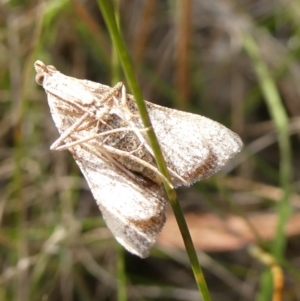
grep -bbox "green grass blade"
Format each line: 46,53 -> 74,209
243,33 -> 292,298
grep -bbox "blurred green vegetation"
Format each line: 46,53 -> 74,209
1,0 -> 300,300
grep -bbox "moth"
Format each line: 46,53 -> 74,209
34,60 -> 243,258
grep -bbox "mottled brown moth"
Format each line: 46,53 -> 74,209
34,60 -> 243,258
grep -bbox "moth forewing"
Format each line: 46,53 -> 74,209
35,60 -> 167,258
34,60 -> 243,257
146,104 -> 243,186
70,142 -> 166,258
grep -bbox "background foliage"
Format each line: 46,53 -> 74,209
1,0 -> 300,300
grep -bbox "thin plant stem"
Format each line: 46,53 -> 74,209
243,33 -> 292,260
243,33 -> 292,299
111,1 -> 127,301
97,1 -> 212,300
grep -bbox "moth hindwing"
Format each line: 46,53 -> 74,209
34,60 -> 243,257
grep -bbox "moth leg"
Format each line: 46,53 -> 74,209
129,132 -> 188,185
128,140 -> 146,155
96,146 -> 152,185
101,144 -> 173,188
118,85 -> 140,118
115,86 -> 189,186
96,84 -> 187,186
54,127 -> 148,151
167,169 -> 188,186
98,82 -> 123,104
110,85 -> 154,158
93,83 -> 125,126
95,117 -> 114,132
123,86 -> 155,151
120,87 -> 189,185
50,112 -> 90,150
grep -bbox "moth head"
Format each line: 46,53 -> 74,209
34,60 -> 57,85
